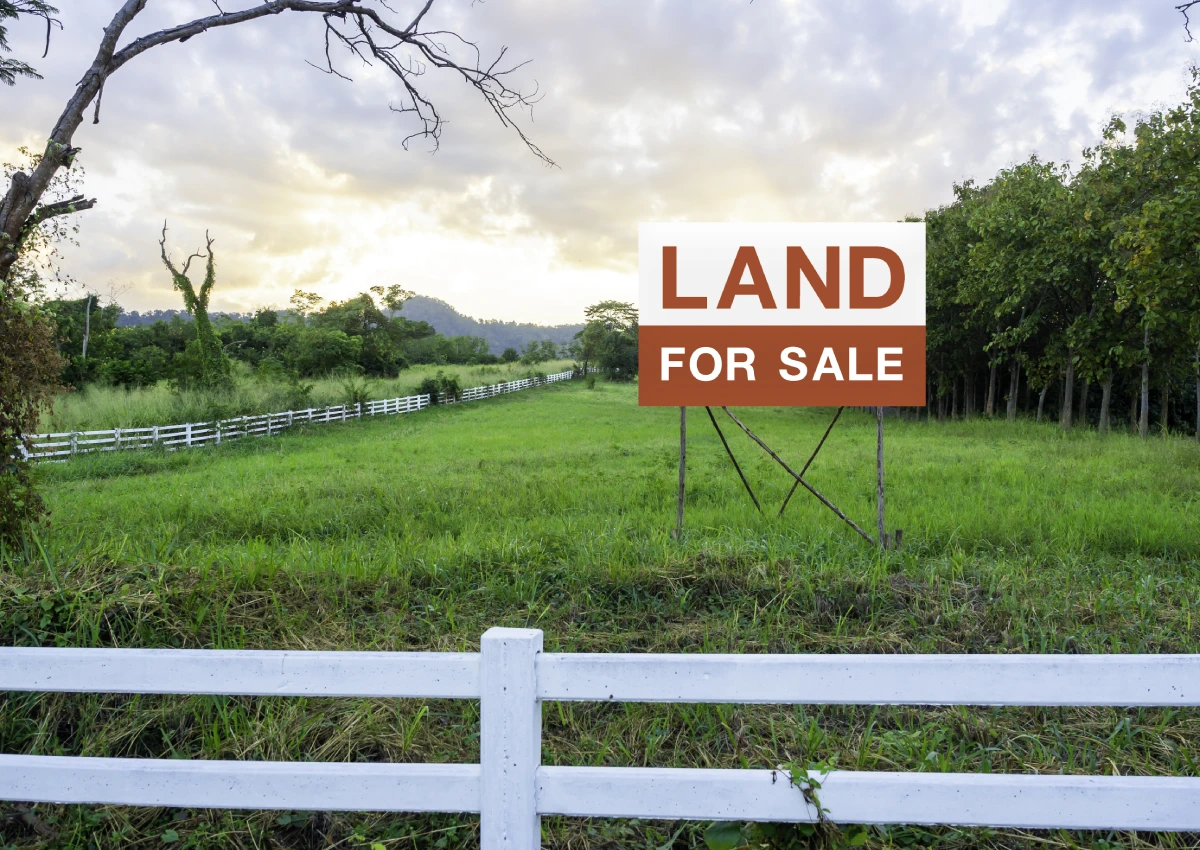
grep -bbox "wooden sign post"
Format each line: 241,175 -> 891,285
638,223 -> 926,544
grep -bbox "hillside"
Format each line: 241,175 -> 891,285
399,295 -> 583,352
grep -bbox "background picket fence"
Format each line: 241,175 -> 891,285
2,628 -> 1199,848
22,369 -> 578,461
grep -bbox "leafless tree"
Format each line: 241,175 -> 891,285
0,0 -> 552,283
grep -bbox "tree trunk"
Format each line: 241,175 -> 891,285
1140,326 -> 1151,439
81,294 -> 93,363
0,2 -> 150,281
1077,379 -> 1089,427
985,363 -> 997,416
1099,370 -> 1113,434
951,378 -> 959,419
963,376 -> 974,418
1037,385 -> 1048,423
1006,361 -> 1020,421
1161,380 -> 1169,436
1060,355 -> 1075,430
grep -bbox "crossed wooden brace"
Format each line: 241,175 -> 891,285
703,405 -> 876,546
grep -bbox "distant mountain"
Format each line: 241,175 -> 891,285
399,295 -> 583,353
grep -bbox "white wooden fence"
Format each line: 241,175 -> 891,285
2,628 -> 1199,847
22,370 -> 577,461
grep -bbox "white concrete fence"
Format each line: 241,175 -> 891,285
2,629 -> 1199,847
22,369 -> 578,461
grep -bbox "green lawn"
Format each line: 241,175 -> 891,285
3,380 -> 1199,849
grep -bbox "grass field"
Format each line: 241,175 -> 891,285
3,378 -> 1200,849
38,360 -> 576,432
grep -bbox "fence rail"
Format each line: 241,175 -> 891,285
2,629 -> 1199,846
22,370 -> 577,461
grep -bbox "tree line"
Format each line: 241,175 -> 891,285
44,289 -> 576,391
923,74 -> 1200,439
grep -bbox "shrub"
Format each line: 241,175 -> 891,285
340,373 -> 374,407
417,371 -> 461,404
439,372 -> 462,401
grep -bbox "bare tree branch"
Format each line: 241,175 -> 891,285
1,0 -> 553,284
1179,1 -> 1200,41
101,1 -> 554,165
159,221 -> 206,280
26,194 -> 96,229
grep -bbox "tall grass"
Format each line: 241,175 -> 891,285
38,360 -> 575,432
5,382 -> 1200,849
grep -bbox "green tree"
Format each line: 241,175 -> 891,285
369,284 -> 414,320
44,293 -> 121,386
158,223 -> 230,390
289,290 -> 324,322
1103,79 -> 1200,438
924,183 -> 987,419
584,299 -> 638,333
0,297 -> 61,547
575,300 -> 638,381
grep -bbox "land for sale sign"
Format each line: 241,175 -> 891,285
637,222 -> 926,406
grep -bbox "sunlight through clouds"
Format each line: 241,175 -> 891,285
1,0 -> 1196,323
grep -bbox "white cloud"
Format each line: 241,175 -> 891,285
0,0 -> 1196,323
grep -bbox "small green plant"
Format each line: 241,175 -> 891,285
339,373 -> 374,407
416,371 -> 461,404
586,375 -> 597,390
281,372 -> 314,409
704,761 -> 869,850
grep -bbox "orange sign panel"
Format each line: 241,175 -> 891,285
638,223 -> 926,407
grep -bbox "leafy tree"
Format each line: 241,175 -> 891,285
1103,77 -> 1200,437
501,347 -> 519,363
158,223 -> 230,390
44,293 -> 121,386
520,339 -> 559,364
574,300 -> 638,381
924,183 -> 986,419
369,284 -> 413,319
289,290 -> 324,322
585,300 -> 638,333
0,297 -> 61,547
283,326 -> 362,376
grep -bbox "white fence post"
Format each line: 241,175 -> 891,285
481,627 -> 543,850
185,423 -> 193,447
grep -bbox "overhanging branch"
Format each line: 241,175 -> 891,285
26,195 -> 97,229
106,0 -> 554,165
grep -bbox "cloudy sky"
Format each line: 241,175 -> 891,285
2,0 -> 1197,324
